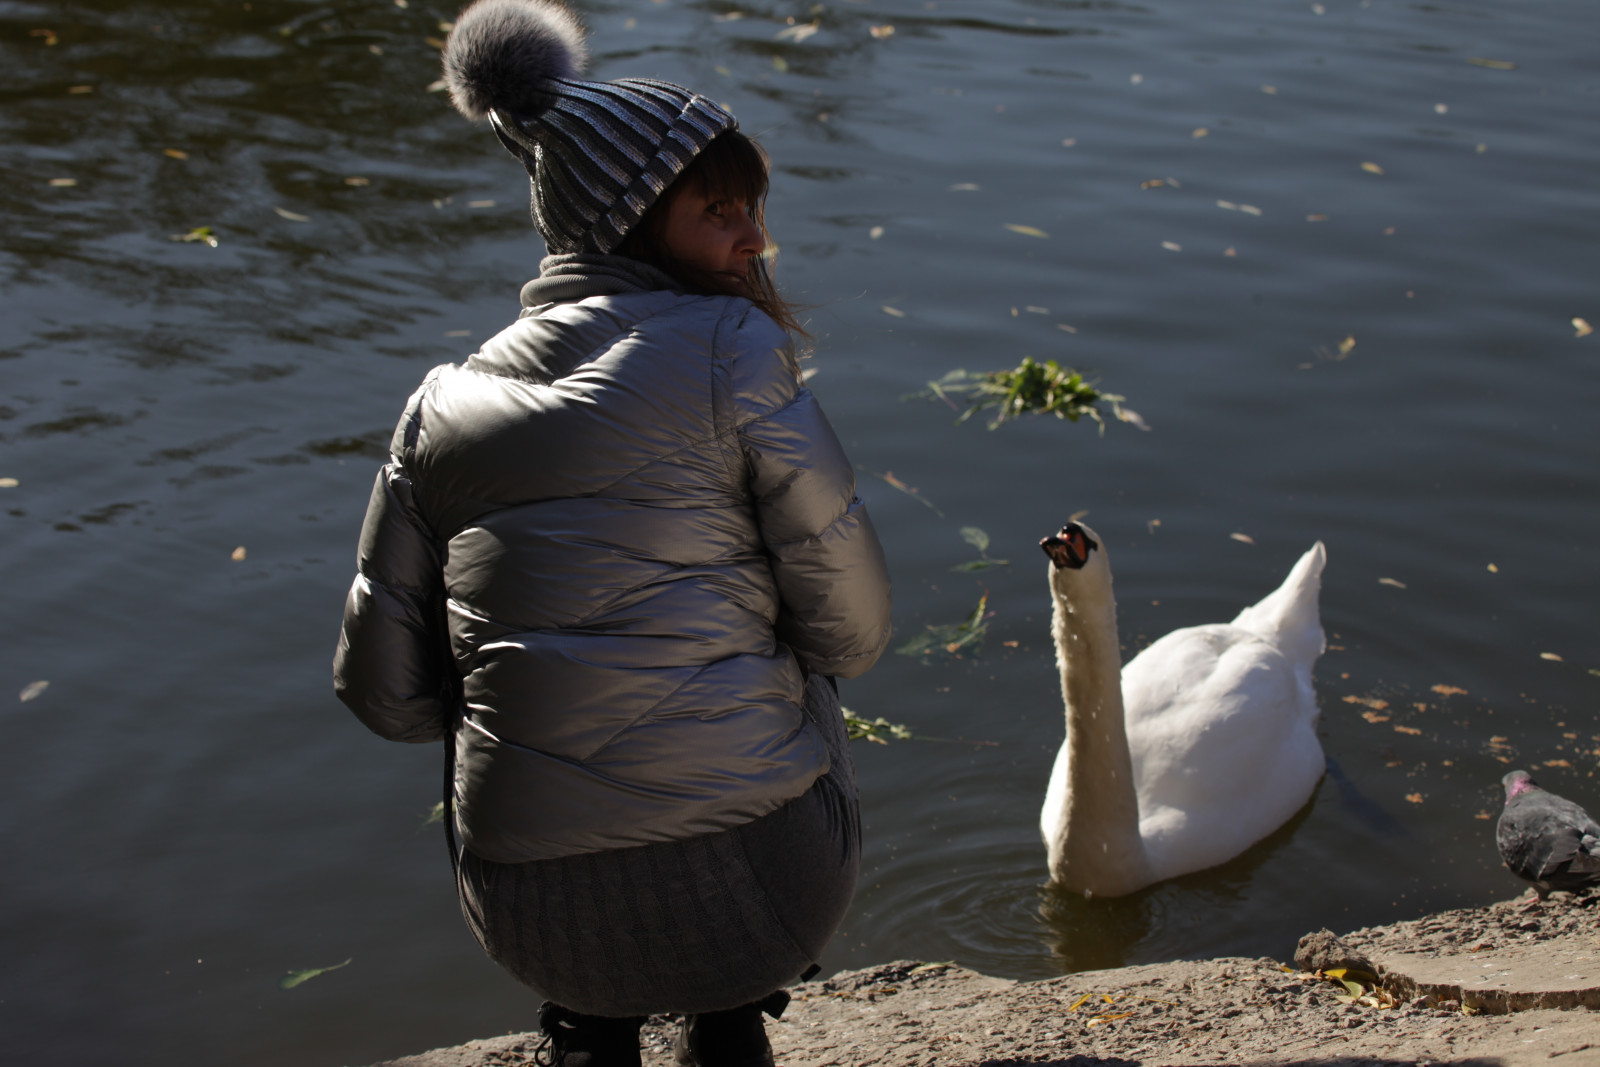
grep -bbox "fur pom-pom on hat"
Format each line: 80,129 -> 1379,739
443,0 -> 589,120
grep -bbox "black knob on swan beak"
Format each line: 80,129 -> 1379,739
1040,523 -> 1098,570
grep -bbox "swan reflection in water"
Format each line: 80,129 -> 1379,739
1036,795 -> 1320,975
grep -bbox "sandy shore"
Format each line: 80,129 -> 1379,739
371,892 -> 1600,1067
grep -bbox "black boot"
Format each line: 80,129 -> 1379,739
673,990 -> 789,1067
534,1002 -> 643,1067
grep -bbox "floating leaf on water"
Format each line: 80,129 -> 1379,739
800,366 -> 819,382
1161,241 -> 1182,252
960,526 -> 991,554
1361,710 -> 1390,724
1229,532 -> 1254,544
1217,200 -> 1238,211
1431,684 -> 1468,697
1312,2 -> 1326,12
0,477 -> 17,488
881,305 -> 905,318
1574,318 -> 1594,338
467,199 -> 495,208
422,800 -> 445,826
948,182 -> 980,191
273,206 -> 310,222
1395,725 -> 1422,735
67,85 -> 94,94
712,12 -> 746,22
1025,306 -> 1049,314
1540,652 -> 1564,662
444,329 -> 471,337
30,28 -> 59,45
1338,335 -> 1356,356
173,226 -> 218,247
279,958 -> 352,990
1223,247 -> 1237,257
1544,759 -> 1572,768
424,35 -> 446,48
1193,127 -> 1209,138
1141,179 -> 1166,190
1344,695 -> 1389,710
1061,137 -> 1076,147
772,55 -> 789,72
1361,161 -> 1385,175
1378,577 -> 1406,588
369,43 -> 384,54
164,148 -> 189,160
1307,213 -> 1329,222
622,16 -> 637,29
775,21 -> 819,42
231,546 -> 247,561
1004,223 -> 1049,239
1057,323 -> 1078,333
1467,56 -> 1516,70
1147,518 -> 1161,532
868,226 -> 884,239
869,24 -> 894,38
1116,407 -> 1150,431
1240,204 -> 1262,216
1476,143 -> 1488,153
19,680 -> 49,703
1405,793 -> 1424,804
425,78 -> 448,92
394,0 -> 408,7
48,178 -> 77,187
1130,73 -> 1143,84
864,468 -> 943,516
1261,84 -> 1278,94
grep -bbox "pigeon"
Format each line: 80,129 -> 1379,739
1496,769 -> 1600,899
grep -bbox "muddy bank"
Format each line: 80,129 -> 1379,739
371,892 -> 1600,1067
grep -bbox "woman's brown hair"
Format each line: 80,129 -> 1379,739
615,131 -> 809,341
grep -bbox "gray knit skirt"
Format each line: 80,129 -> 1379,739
455,674 -> 860,1017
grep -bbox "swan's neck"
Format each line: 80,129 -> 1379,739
1048,569 -> 1151,896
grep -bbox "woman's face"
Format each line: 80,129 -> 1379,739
657,183 -> 766,282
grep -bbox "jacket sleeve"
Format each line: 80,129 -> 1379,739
730,311 -> 893,679
332,395 -> 454,742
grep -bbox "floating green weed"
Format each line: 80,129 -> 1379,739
951,526 -> 1008,572
914,357 -> 1129,433
895,593 -> 990,660
842,706 -> 914,744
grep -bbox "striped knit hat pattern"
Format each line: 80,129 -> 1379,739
442,0 -> 739,255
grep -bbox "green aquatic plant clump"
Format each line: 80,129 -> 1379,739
920,357 -> 1128,432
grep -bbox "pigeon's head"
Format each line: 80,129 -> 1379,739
1502,769 -> 1539,802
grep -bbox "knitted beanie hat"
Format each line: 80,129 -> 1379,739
442,0 -> 739,254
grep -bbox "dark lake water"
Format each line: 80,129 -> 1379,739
4,0 -> 1597,1063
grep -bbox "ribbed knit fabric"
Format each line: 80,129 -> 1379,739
489,76 -> 737,254
455,675 -> 860,1016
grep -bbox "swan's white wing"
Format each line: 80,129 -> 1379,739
1121,623 -> 1324,882
1229,541 -> 1326,683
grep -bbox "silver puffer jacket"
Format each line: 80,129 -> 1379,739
334,256 -> 892,863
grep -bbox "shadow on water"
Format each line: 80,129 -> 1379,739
1036,797 -> 1318,973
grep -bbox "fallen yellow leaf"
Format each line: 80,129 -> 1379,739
1378,577 -> 1406,588
1540,652 -> 1563,662
1193,127 -> 1209,138
1394,725 -> 1422,736
1405,793 -> 1423,804
164,148 -> 189,160
868,24 -> 894,38
1004,224 -> 1049,239
19,680 -> 49,702
1574,318 -> 1594,338
1467,56 -> 1516,70
1361,710 -> 1391,724
1361,162 -> 1385,175
1161,240 -> 1182,252
1338,335 -> 1356,356
0,477 -> 17,488
1544,759 -> 1572,768
48,177 -> 77,187
881,305 -> 905,318
1431,685 -> 1468,697
231,546 -> 248,561
1344,695 -> 1389,710
1229,532 -> 1254,544
1487,562 -> 1499,573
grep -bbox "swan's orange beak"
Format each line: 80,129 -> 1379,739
1040,523 -> 1098,569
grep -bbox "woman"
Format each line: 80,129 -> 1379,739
333,2 -> 893,1064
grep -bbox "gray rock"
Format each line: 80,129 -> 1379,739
1294,928 -> 1375,973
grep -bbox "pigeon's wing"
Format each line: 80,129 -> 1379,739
1513,793 -> 1600,882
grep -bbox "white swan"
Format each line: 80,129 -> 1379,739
1037,522 -> 1327,897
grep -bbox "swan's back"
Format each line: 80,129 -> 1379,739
1121,542 -> 1327,881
